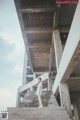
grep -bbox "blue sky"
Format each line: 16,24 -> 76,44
0,0 -> 25,110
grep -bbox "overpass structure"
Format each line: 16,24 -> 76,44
14,0 -> 80,119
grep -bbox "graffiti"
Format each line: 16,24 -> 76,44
0,112 -> 8,120
56,0 -> 80,4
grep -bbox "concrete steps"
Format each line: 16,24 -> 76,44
8,106 -> 66,111
8,106 -> 72,120
21,91 -> 52,107
7,95 -> 72,120
7,119 -> 71,120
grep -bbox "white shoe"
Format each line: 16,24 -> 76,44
38,105 -> 43,108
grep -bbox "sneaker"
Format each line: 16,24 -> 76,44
38,105 -> 43,108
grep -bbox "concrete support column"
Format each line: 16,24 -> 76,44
59,82 -> 72,118
53,29 -> 63,70
16,87 -> 21,107
48,78 -> 50,90
22,53 -> 27,86
48,30 -> 62,91
52,3 -> 80,95
48,73 -> 54,91
73,103 -> 79,120
48,29 -> 62,92
48,78 -> 52,91
77,99 -> 80,119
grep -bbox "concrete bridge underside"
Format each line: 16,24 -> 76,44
14,0 -> 80,119
14,0 -> 80,92
14,0 -> 77,72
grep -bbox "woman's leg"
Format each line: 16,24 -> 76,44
38,94 -> 43,106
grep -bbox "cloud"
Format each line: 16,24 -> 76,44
0,0 -> 25,54
0,88 -> 16,111
0,0 -> 25,110
0,35 -> 24,93
0,36 -> 23,73
14,64 -> 23,74
0,42 -> 24,94
0,36 -> 15,55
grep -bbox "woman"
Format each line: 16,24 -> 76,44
36,78 -> 43,108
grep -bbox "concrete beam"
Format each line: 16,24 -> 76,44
26,27 -> 53,34
28,45 -> 51,49
52,3 -> 80,95
25,27 -> 69,34
28,40 -> 51,48
69,77 -> 80,80
33,67 -> 49,72
20,8 -> 55,13
60,27 -> 69,33
19,73 -> 48,93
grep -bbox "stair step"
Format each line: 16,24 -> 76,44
8,109 -> 67,114
8,118 -> 70,120
8,110 -> 67,114
9,115 -> 69,119
8,111 -> 67,115
20,91 -> 59,107
8,115 -> 70,119
8,107 -> 72,120
8,106 -> 65,111
7,93 -> 72,120
8,109 -> 70,119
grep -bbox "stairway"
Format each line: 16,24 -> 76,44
7,95 -> 72,120
20,91 -> 52,107
7,107 -> 72,120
